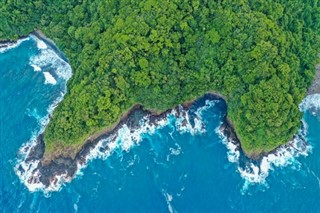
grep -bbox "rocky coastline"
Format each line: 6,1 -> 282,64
0,36 -> 29,51
19,93 -> 229,189
31,30 -> 69,62
0,40 -> 15,48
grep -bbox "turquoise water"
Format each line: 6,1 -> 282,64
0,36 -> 320,212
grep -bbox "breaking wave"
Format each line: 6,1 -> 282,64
29,35 -> 72,84
299,94 -> 320,116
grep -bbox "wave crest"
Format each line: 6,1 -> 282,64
29,35 -> 72,84
300,94 -> 320,116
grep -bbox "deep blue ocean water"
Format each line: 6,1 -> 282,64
0,36 -> 320,213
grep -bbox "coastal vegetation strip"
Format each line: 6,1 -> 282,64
1,0 -> 320,159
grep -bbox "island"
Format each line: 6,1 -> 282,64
1,0 -> 320,188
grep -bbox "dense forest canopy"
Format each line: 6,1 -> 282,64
1,0 -> 319,157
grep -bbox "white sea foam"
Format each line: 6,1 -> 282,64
29,35 -> 72,82
16,144 -> 45,192
0,37 -> 30,54
30,64 -> 42,72
43,72 -> 57,85
84,115 -> 170,164
36,39 -> 47,50
220,122 -> 310,191
174,106 -> 206,135
16,82 -> 315,193
46,173 -> 71,192
216,126 -> 240,163
299,94 -> 320,112
242,140 -> 307,181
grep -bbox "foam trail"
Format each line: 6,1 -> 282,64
195,99 -> 219,116
166,143 -> 182,161
162,190 -> 175,213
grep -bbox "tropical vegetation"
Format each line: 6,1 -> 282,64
1,0 -> 319,157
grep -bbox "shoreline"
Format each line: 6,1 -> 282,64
0,40 -> 16,48
31,30 -> 69,62
17,92 -> 316,192
20,93 -> 229,189
0,35 -> 29,51
41,91 -> 229,164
